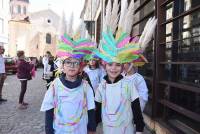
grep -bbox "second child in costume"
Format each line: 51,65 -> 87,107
122,9 -> 157,112
84,55 -> 104,91
123,62 -> 148,112
40,32 -> 97,134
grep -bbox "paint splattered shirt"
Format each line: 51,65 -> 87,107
41,78 -> 95,134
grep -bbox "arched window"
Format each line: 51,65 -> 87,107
17,5 -> 21,14
23,7 -> 26,14
46,33 -> 51,44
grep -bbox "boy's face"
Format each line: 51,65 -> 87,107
89,59 -> 97,66
106,62 -> 123,79
63,58 -> 81,77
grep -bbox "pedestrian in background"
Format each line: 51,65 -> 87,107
84,55 -> 103,92
0,45 -> 7,102
42,51 -> 51,79
44,56 -> 55,89
17,51 -> 34,109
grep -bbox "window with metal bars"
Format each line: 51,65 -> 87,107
155,0 -> 200,133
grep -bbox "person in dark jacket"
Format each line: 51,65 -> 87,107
17,51 -> 33,110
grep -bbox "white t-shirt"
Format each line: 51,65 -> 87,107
124,73 -> 148,101
43,64 -> 53,80
41,78 -> 95,134
0,55 -> 5,74
84,66 -> 103,91
123,73 -> 148,111
99,65 -> 106,79
43,56 -> 49,74
95,78 -> 139,134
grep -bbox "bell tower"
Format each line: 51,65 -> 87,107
10,0 -> 29,20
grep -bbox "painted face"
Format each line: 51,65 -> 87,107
63,58 -> 81,77
106,62 -> 123,80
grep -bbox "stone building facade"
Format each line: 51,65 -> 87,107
0,0 -> 9,54
8,0 -> 60,58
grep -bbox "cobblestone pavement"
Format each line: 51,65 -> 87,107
0,69 -> 151,134
0,69 -> 46,134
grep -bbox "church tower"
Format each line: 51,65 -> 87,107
10,0 -> 29,20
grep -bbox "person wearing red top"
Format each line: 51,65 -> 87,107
17,51 -> 33,109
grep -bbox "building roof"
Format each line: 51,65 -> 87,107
30,9 -> 60,21
10,0 -> 29,3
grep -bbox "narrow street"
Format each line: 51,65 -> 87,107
0,69 -> 151,134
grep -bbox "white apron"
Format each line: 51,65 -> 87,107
95,79 -> 139,134
41,78 -> 95,134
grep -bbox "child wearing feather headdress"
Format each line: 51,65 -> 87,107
123,62 -> 148,112
122,37 -> 149,112
83,54 -> 105,92
94,0 -> 157,133
40,32 -> 97,134
94,29 -> 145,134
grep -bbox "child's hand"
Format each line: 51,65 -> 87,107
88,131 -> 96,134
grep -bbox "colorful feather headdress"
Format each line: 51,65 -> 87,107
84,53 -> 99,61
57,33 -> 96,59
94,29 -> 141,63
57,14 -> 96,60
97,0 -> 157,65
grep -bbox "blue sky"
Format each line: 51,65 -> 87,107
29,0 -> 85,27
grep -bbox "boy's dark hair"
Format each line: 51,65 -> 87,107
48,56 -> 54,65
17,51 -> 24,58
89,60 -> 100,69
46,51 -> 51,55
